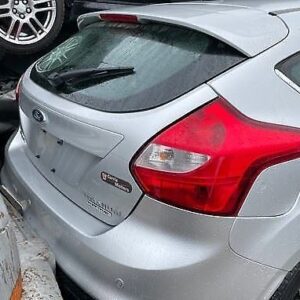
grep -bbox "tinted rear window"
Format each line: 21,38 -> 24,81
31,21 -> 246,113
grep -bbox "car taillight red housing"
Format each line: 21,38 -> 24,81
131,97 -> 300,216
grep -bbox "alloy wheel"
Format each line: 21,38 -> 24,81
0,0 -> 57,45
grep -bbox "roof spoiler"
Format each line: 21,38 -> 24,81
77,12 -> 101,30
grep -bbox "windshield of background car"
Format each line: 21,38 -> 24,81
31,21 -> 246,113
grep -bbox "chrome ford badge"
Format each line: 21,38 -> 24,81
32,109 -> 46,123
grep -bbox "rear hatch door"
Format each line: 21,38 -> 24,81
19,5 -> 284,226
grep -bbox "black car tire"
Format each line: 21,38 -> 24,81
271,263 -> 300,300
0,47 -> 4,61
0,0 -> 65,55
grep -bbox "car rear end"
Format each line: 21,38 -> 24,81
1,2 -> 295,299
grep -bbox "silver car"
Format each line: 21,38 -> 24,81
3,0 -> 300,299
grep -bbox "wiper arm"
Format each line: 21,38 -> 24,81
47,67 -> 135,88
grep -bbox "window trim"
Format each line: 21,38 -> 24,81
275,69 -> 300,94
275,51 -> 300,94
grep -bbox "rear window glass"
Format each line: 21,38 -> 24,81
31,21 -> 246,113
276,52 -> 300,90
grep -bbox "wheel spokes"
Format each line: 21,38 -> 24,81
0,0 -> 57,44
6,18 -> 16,37
0,12 -> 10,19
15,22 -> 24,40
27,19 -> 38,36
34,6 -> 55,13
0,2 -> 10,10
33,0 -> 53,4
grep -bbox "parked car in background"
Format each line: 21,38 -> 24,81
0,0 -> 67,54
4,0 -> 300,299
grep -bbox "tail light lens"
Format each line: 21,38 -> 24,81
131,98 -> 300,216
100,14 -> 139,23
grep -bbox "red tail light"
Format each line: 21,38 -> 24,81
100,14 -> 139,23
15,75 -> 23,102
131,98 -> 300,216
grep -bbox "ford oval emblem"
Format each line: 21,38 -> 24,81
32,109 -> 46,123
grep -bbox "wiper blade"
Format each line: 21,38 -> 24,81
47,67 -> 135,88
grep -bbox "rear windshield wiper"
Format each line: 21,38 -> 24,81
47,67 -> 135,88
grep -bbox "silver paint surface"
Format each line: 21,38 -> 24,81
4,0 -> 300,299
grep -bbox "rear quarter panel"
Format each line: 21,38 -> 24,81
210,12 -> 300,271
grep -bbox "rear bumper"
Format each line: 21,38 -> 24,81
2,131 -> 287,300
